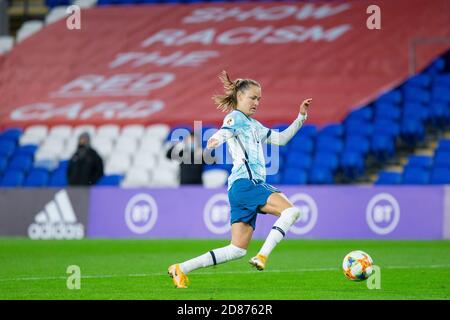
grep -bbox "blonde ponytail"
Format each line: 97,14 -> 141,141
212,70 -> 260,113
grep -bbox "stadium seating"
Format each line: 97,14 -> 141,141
24,169 -> 50,187
0,47 -> 449,188
282,168 -> 307,185
375,171 -> 402,185
308,166 -> 333,184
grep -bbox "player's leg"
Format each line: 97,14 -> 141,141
249,192 -> 300,270
168,222 -> 251,288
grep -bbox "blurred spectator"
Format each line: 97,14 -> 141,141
166,131 -> 212,185
67,132 -> 104,186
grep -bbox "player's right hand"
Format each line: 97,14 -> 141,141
207,138 -> 219,149
299,98 -> 312,115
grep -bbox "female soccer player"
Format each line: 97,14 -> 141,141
168,71 -> 311,288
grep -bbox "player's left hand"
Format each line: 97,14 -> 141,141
299,98 -> 312,115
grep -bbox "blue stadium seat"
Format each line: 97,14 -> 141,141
340,151 -> 365,179
402,167 -> 430,184
403,86 -> 430,104
318,124 -> 344,138
373,120 -> 400,138
344,107 -> 373,124
430,168 -> 450,184
0,128 -> 22,143
266,173 -> 282,185
437,139 -> 450,152
0,170 -> 25,187
371,134 -> 395,161
57,160 -> 69,172
308,166 -> 334,184
13,145 -> 38,157
376,90 -> 402,105
49,170 -> 68,187
434,74 -> 450,86
286,153 -> 312,170
375,171 -> 402,185
7,155 -> 32,172
430,102 -> 450,127
24,169 -> 50,187
345,122 -> 374,137
97,175 -> 124,186
281,168 -> 307,185
315,137 -> 343,154
344,135 -> 370,155
407,155 -> 433,169
401,118 -> 425,146
425,57 -> 445,75
289,137 -> 314,154
431,86 -> 450,103
313,152 -> 339,172
434,152 -> 450,168
0,139 -> 16,158
0,156 -> 7,174
405,74 -> 431,88
374,103 -> 401,122
403,103 -> 430,122
296,124 -> 317,139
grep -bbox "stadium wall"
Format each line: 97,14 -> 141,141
0,186 -> 448,240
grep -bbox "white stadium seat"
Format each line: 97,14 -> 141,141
105,153 -> 131,175
133,152 -> 157,170
114,136 -> 138,154
24,125 -> 48,140
121,124 -> 145,139
97,124 -> 120,140
19,134 -> 46,146
58,137 -> 77,160
122,168 -> 151,187
0,36 -> 14,55
145,124 -> 170,141
92,136 -> 114,159
139,136 -> 163,154
74,0 -> 98,9
48,125 -> 73,140
151,169 -> 179,187
45,6 -> 69,25
16,20 -> 44,43
39,137 -> 65,153
73,125 -> 96,139
202,169 -> 229,188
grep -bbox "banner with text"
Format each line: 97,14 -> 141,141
87,186 -> 444,239
1,0 -> 449,128
0,188 -> 90,239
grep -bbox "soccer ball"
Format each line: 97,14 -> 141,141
342,250 -> 374,281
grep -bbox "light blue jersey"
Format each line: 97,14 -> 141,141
221,110 -> 272,189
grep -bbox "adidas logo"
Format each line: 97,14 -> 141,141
28,190 -> 84,240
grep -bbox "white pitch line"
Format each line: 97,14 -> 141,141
0,264 -> 449,283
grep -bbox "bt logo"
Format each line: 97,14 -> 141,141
125,193 -> 158,234
366,193 -> 400,235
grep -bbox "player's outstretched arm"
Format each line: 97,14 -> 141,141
267,98 -> 312,146
207,129 -> 235,149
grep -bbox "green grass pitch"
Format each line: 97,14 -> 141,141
0,238 -> 449,300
